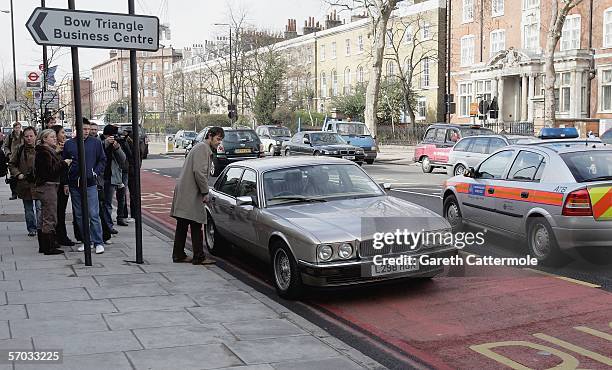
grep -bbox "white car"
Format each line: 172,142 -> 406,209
255,125 -> 292,156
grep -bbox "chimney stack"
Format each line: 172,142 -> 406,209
325,10 -> 342,29
303,16 -> 322,34
284,18 -> 298,39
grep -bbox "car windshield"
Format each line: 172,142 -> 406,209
264,164 -> 384,205
223,130 -> 258,143
184,131 -> 197,138
336,123 -> 371,136
560,151 -> 612,182
310,133 -> 345,145
269,127 -> 291,137
459,128 -> 494,137
600,129 -> 612,143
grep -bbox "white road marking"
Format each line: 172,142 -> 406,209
391,189 -> 443,199
163,175 -> 173,178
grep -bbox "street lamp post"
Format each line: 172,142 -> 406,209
2,1 -> 18,121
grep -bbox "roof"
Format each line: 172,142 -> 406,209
227,156 -> 353,172
511,142 -> 610,154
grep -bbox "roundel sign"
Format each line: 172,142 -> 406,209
27,72 -> 40,82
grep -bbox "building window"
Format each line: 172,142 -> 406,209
386,61 -> 395,83
463,0 -> 474,23
476,80 -> 493,103
144,89 -> 149,97
459,82 -> 473,117
417,98 -> 427,119
320,45 -> 326,61
321,72 -> 327,98
554,72 -> 571,113
123,63 -> 128,72
344,68 -> 351,94
422,23 -> 432,40
492,0 -> 504,17
152,88 -> 158,97
490,29 -> 506,56
152,76 -> 157,85
357,66 -> 365,84
602,70 -> 612,111
331,42 -> 337,59
358,35 -> 364,52
332,70 -> 338,96
307,47 -> 313,64
144,63 -> 150,72
144,76 -> 149,85
523,17 -> 539,50
604,8 -> 612,48
561,15 -> 581,51
421,58 -> 430,88
345,39 -> 351,56
523,0 -> 539,9
152,63 -> 158,71
461,35 -> 475,66
404,27 -> 413,44
164,61 -> 170,70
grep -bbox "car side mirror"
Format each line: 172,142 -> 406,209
380,182 -> 391,190
464,167 -> 476,178
236,196 -> 254,207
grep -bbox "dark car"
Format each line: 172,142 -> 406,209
282,131 -> 365,164
600,128 -> 612,144
187,126 -> 264,176
115,123 -> 149,159
256,125 -> 292,156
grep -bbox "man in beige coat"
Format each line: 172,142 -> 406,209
171,126 -> 224,265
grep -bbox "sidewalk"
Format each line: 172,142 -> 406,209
0,182 -> 383,370
376,145 -> 415,164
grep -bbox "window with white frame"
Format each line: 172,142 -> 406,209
151,63 -> 157,71
144,76 -> 149,85
321,72 -> 327,98
144,89 -> 149,97
523,0 -> 539,9
476,80 -> 493,103
357,66 -> 365,84
461,35 -> 475,66
459,82 -> 473,117
358,35 -> 364,52
421,57 -> 430,88
386,61 -> 395,82
320,45 -> 326,61
554,72 -> 571,113
560,15 -> 581,51
604,8 -> 612,48
492,0 -> 504,17
164,61 -> 169,70
422,23 -> 432,40
417,98 -> 427,119
332,70 -> 338,96
463,0 -> 474,23
602,69 -> 612,111
345,39 -> 351,56
144,63 -> 150,71
404,27 -> 413,44
331,42 -> 337,59
523,19 -> 539,50
490,29 -> 505,56
344,68 -> 351,94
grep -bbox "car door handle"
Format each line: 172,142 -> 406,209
520,191 -> 529,199
487,187 -> 495,194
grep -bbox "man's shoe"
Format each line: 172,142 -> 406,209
58,238 -> 76,247
192,257 -> 216,265
117,219 -> 129,227
28,231 -> 37,237
125,218 -> 135,223
44,248 -> 64,255
9,195 -> 17,200
173,256 -> 193,263
95,245 -> 105,254
104,239 -> 113,245
110,228 -> 119,235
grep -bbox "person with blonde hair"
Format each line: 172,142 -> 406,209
33,129 -> 72,254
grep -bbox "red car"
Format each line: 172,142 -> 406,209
413,124 -> 494,173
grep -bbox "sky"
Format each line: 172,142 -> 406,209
0,0 -> 331,83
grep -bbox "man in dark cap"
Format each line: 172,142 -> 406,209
100,124 -> 127,235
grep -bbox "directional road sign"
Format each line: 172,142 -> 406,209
26,7 -> 159,51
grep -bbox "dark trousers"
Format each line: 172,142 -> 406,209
172,217 -> 204,261
127,174 -> 137,218
56,186 -> 70,242
9,180 -> 17,197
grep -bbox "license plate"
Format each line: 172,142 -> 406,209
342,155 -> 355,160
235,148 -> 252,154
370,261 -> 419,277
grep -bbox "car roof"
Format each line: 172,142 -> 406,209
510,142 -> 610,154
457,134 -> 524,140
227,156 -> 353,172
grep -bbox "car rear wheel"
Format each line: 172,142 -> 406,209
454,164 -> 466,176
271,241 -> 303,299
205,213 -> 229,257
443,195 -> 463,232
527,218 -> 563,266
421,156 -> 433,173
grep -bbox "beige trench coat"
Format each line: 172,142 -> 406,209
170,142 -> 212,224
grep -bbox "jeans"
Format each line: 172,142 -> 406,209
22,199 -> 41,233
103,180 -> 117,229
69,186 -> 103,245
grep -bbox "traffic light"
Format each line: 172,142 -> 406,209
488,97 -> 499,119
227,104 -> 237,120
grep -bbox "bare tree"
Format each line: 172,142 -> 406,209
327,0 -> 402,137
543,0 -> 584,127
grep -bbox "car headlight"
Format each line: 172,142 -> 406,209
338,243 -> 353,259
356,149 -> 364,154
317,245 -> 333,261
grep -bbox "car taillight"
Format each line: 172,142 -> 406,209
217,143 -> 225,153
562,189 -> 593,216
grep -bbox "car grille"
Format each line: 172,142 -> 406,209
358,239 -> 444,257
339,150 -> 355,155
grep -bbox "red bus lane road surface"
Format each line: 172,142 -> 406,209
139,170 -> 612,369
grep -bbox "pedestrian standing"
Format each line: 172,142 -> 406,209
100,125 -> 127,234
33,129 -> 72,255
116,128 -> 133,225
62,118 -> 107,254
44,115 -> 57,129
170,126 -> 224,265
4,122 -> 24,200
123,127 -> 140,222
51,125 -> 76,246
8,126 -> 40,238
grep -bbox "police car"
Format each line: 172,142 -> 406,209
442,141 -> 612,265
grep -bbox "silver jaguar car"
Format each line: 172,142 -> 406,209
205,157 -> 457,298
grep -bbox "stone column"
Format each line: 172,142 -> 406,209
498,77 -> 504,122
521,74 -> 529,121
571,71 -> 579,118
528,74 -> 536,122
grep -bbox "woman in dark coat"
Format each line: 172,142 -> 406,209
33,129 -> 72,254
51,125 -> 76,246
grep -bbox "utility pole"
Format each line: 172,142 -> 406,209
41,0 -> 48,125
9,0 -> 18,121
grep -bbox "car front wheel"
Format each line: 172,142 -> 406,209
271,241 -> 303,299
527,218 -> 564,266
454,164 -> 466,176
421,156 -> 433,173
443,195 -> 463,232
205,213 -> 228,256
284,148 -> 290,156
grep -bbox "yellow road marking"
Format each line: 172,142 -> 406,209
574,326 -> 612,342
470,341 -> 580,370
534,333 -> 612,366
523,268 -> 601,288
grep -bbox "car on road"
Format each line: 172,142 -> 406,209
204,157 -> 457,298
447,134 -> 529,176
442,142 -> 612,265
600,128 -> 612,144
322,120 -> 377,164
187,126 -> 264,176
414,124 -> 494,173
256,125 -> 292,156
174,130 -> 197,149
282,131 -> 365,164
115,123 -> 149,159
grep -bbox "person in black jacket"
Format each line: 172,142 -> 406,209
51,125 -> 76,246
33,129 -> 72,255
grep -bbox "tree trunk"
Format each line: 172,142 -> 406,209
364,0 -> 397,139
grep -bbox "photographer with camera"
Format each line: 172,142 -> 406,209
8,126 -> 41,237
116,128 -> 134,226
100,125 -> 127,236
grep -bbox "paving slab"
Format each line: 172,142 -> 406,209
0,280 -> 22,292
132,323 -> 233,349
86,282 -> 168,299
111,294 -> 198,312
93,272 -> 169,286
103,308 -> 200,330
15,352 -> 133,370
126,343 -> 243,370
26,299 -> 116,318
158,279 -> 235,294
271,357 -> 366,370
72,264 -> 145,276
0,305 -> 27,320
227,336 -> 340,364
190,291 -> 262,307
223,319 -> 307,341
0,261 -> 16,271
9,314 -> 108,338
3,268 -> 76,281
33,330 -> 141,356
20,276 -> 98,291
0,321 -> 9,340
161,269 -> 228,283
0,338 -> 34,350
14,259 -> 78,270
7,287 -> 90,304
188,303 -> 279,324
